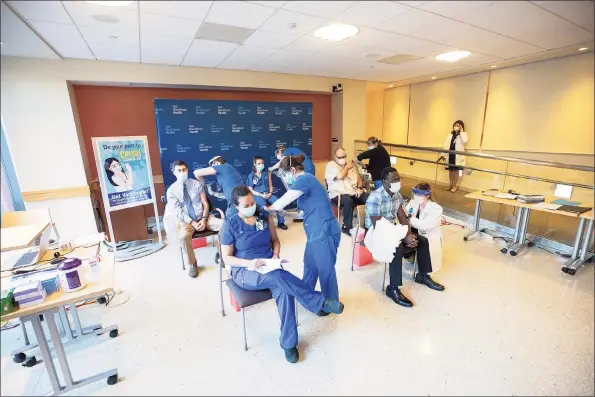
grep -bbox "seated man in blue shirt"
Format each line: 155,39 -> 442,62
193,156 -> 244,219
365,167 -> 444,308
220,186 -> 344,363
166,160 -> 223,278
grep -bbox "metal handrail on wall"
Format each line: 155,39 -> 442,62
354,140 -> 595,190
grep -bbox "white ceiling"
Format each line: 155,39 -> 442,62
1,1 -> 593,83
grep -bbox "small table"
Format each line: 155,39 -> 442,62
1,246 -> 119,395
464,191 -> 594,272
1,222 -> 50,252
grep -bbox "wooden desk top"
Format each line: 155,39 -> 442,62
0,222 -> 50,252
1,246 -> 114,322
465,191 -> 594,219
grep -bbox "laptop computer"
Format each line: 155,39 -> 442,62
6,226 -> 51,271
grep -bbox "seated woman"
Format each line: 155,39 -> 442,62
404,183 -> 443,273
246,156 -> 288,230
220,186 -> 344,363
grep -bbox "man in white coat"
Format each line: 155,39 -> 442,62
364,167 -> 445,308
405,183 -> 443,273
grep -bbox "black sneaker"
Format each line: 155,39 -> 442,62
278,223 -> 288,230
341,226 -> 351,237
284,347 -> 299,363
316,310 -> 330,317
385,285 -> 413,307
414,273 -> 445,291
322,298 -> 344,314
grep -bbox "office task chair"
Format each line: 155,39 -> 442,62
218,245 -> 298,351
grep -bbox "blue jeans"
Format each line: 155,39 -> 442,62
231,267 -> 325,349
373,180 -> 383,190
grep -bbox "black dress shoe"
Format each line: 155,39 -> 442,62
277,223 -> 288,230
283,347 -> 299,363
341,227 -> 351,237
385,285 -> 413,307
316,310 -> 330,316
414,273 -> 445,291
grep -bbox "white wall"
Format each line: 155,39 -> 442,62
0,56 -> 367,241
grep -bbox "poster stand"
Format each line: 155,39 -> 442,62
92,136 -> 165,262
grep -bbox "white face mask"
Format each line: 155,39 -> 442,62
113,165 -> 122,172
176,171 -> 188,183
390,182 -> 401,193
412,195 -> 426,205
368,145 -> 375,150
336,158 -> 346,166
454,127 -> 461,132
238,204 -> 257,218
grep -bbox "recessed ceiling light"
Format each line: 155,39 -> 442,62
491,65 -> 498,68
431,76 -> 437,80
314,24 -> 359,42
388,84 -> 395,88
578,47 -> 588,51
85,1 -> 133,6
0,41 -> 3,45
435,50 -> 471,62
93,14 -> 120,23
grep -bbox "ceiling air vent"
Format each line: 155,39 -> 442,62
377,54 -> 423,65
195,22 -> 255,45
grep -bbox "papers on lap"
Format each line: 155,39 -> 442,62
255,259 -> 289,274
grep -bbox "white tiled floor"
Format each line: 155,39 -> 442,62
1,223 -> 593,396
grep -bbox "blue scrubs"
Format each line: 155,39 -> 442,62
220,213 -> 325,350
290,173 -> 341,302
247,170 -> 285,225
283,147 -> 315,176
212,164 -> 244,218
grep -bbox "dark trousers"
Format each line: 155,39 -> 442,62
331,193 -> 369,230
389,234 -> 433,287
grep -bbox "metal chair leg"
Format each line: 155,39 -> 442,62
241,308 -> 248,351
381,262 -> 387,291
180,247 -> 185,271
351,225 -> 359,271
218,246 -> 225,317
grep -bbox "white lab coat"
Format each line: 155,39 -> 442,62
405,200 -> 443,272
442,131 -> 468,167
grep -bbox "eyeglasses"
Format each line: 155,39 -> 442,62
336,155 -> 347,160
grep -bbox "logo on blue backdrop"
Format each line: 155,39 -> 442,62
291,107 -> 302,115
232,124 -> 244,133
251,124 -> 263,133
165,125 -> 179,135
198,144 -> 212,152
176,144 -> 192,153
189,125 -> 204,134
211,124 -> 226,133
238,106 -> 251,115
240,141 -> 252,150
220,143 -> 234,152
217,106 -> 231,115
275,106 -> 286,116
308,107 -> 313,115
257,106 -> 269,115
172,105 -> 187,115
269,123 -> 280,132
196,106 -> 210,115
286,123 -> 297,131
302,122 -> 311,131
259,141 -> 271,149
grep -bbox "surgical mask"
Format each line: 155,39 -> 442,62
368,145 -> 375,150
256,164 -> 265,172
454,127 -> 460,132
114,165 -> 122,172
238,204 -> 257,218
389,182 -> 401,193
336,158 -> 346,166
176,171 -> 188,183
412,195 -> 426,205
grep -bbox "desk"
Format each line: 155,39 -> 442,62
1,246 -> 119,395
1,222 -> 50,252
464,191 -> 594,274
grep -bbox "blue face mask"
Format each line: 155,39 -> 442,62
256,164 -> 265,172
238,204 -> 257,218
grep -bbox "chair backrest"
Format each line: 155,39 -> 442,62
1,208 -> 52,229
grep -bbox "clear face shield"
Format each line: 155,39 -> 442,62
273,167 -> 293,190
410,187 -> 431,204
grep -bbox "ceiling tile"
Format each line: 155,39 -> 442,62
533,1 -> 594,32
218,45 -> 277,69
283,36 -> 336,52
140,12 -> 202,38
376,8 -> 463,41
263,48 -> 311,64
248,1 -> 287,8
418,1 -> 495,19
322,42 -> 397,60
458,52 -> 502,67
453,1 -> 594,49
259,9 -> 328,35
181,38 -> 239,67
87,41 -> 139,62
396,1 -> 428,7
141,35 -> 193,65
8,1 -> 72,24
281,1 -> 357,18
78,25 -> 139,47
29,20 -> 95,59
139,1 -> 212,20
243,30 -> 300,49
335,1 -> 412,28
205,1 -> 277,29
0,2 -> 60,59
62,2 -> 138,30
71,0 -> 138,11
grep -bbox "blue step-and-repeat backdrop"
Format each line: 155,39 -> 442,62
154,99 -> 313,211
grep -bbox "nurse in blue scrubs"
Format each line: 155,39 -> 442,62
193,156 -> 244,218
220,186 -> 344,363
266,154 -> 342,315
246,156 -> 288,230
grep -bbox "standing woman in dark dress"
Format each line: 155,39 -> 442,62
439,120 -> 468,193
356,136 -> 392,190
